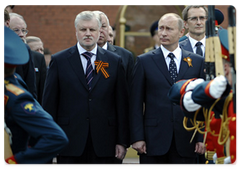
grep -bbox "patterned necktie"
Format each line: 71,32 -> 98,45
168,53 -> 178,83
82,52 -> 94,91
195,42 -> 203,56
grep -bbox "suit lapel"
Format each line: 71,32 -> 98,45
181,38 -> 193,53
177,48 -> 191,81
67,45 -> 88,90
151,48 -> 172,85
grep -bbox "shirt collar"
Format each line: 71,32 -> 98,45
160,45 -> 182,61
102,42 -> 108,50
77,42 -> 98,55
188,36 -> 206,49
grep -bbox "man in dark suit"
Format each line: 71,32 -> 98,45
93,11 -> 134,86
42,11 -> 129,164
179,6 -> 208,56
26,36 -> 47,105
130,13 -> 205,164
9,13 -> 37,99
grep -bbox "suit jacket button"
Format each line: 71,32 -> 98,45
89,99 -> 91,101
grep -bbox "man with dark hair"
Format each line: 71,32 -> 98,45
180,6 -> 208,57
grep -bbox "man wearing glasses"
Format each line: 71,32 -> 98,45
180,5 -> 208,57
9,13 -> 47,106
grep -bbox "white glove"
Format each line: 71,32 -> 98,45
224,156 -> 231,164
213,153 -> 217,163
209,75 -> 227,99
183,91 -> 201,112
185,78 -> 205,91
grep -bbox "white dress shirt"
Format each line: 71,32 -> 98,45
77,42 -> 97,74
188,36 -> 206,55
161,45 -> 182,73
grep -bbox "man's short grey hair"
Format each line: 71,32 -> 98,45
9,13 -> 27,27
92,11 -> 110,26
74,11 -> 101,29
26,36 -> 42,44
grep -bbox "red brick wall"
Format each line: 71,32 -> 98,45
13,5 -> 230,56
13,5 -> 121,54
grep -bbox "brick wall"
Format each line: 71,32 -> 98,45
13,5 -> 229,56
13,5 -> 121,54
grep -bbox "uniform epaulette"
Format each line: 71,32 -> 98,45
144,47 -> 154,53
5,83 -> 25,96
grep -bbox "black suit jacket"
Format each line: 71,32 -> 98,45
107,43 -> 134,85
130,47 -> 205,157
42,45 -> 129,157
15,44 -> 37,99
31,51 -> 47,105
179,38 -> 194,53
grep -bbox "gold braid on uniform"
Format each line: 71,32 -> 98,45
218,93 -> 232,145
183,109 -> 205,132
202,98 -> 221,136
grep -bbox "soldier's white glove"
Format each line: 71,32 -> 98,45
224,156 -> 231,164
185,78 -> 205,91
213,153 -> 217,163
183,91 -> 201,112
209,75 -> 227,99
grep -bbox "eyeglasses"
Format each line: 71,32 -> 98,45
12,28 -> 29,35
187,16 -> 207,22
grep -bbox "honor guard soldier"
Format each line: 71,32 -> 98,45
168,31 -> 236,164
4,26 -> 69,164
144,20 -> 161,53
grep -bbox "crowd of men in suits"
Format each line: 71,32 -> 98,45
4,5 -> 234,164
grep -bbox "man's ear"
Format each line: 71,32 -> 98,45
184,21 -> 189,30
179,28 -> 185,38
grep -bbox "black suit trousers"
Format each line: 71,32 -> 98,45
57,130 -> 116,164
139,134 -> 196,164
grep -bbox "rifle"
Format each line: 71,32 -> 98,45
205,6 -> 224,80
228,6 -> 236,113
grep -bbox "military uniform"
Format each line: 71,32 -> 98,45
168,78 -> 236,164
144,20 -> 160,53
4,26 -> 68,164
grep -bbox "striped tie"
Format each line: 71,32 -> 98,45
168,53 -> 178,83
82,52 -> 94,91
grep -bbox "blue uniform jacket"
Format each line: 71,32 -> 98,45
4,73 -> 68,164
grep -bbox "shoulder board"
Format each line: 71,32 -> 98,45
6,83 -> 25,96
144,47 -> 154,53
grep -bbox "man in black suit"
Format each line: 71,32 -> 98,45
9,13 -> 37,99
130,13 -> 205,164
26,36 -> 47,105
93,11 -> 134,86
42,11 -> 129,164
179,6 -> 208,56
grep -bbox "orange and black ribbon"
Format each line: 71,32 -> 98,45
94,60 -> 109,78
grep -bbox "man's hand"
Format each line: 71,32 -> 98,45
132,141 -> 147,154
195,142 -> 205,155
185,78 -> 205,91
183,91 -> 201,112
209,75 -> 227,99
115,144 -> 127,160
